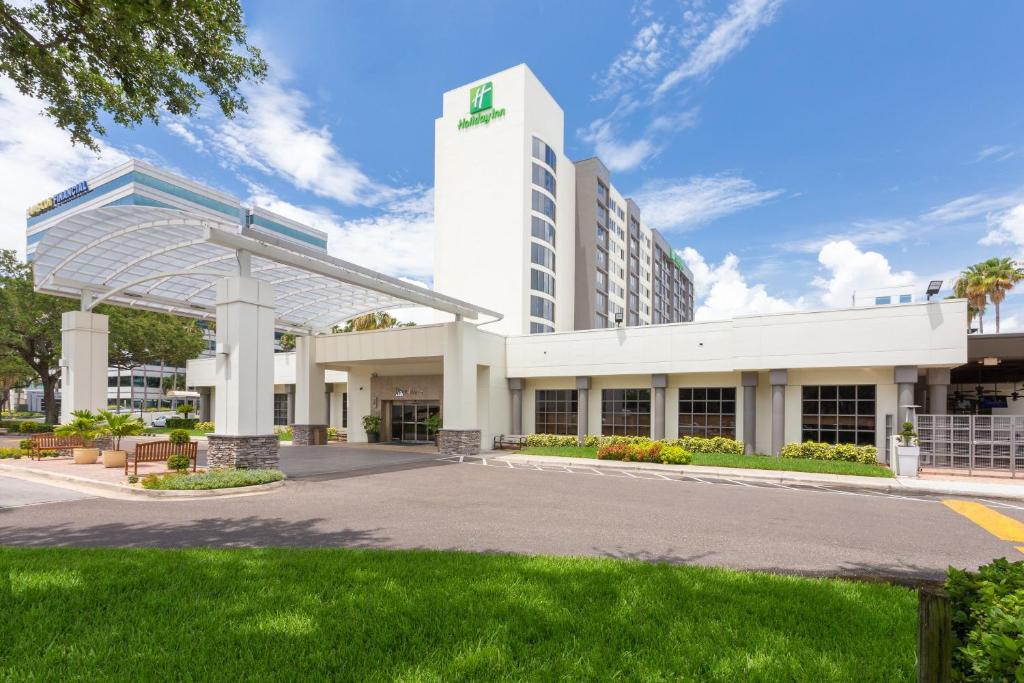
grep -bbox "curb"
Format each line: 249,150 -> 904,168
492,454 -> 1024,501
0,461 -> 285,501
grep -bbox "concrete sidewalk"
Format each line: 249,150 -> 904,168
490,453 -> 1024,501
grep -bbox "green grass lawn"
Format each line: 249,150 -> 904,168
0,547 -> 915,681
519,446 -> 894,478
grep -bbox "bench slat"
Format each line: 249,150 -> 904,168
128,440 -> 198,475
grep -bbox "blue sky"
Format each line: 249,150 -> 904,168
2,0 -> 1023,328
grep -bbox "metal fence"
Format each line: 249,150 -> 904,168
917,414 -> 1024,477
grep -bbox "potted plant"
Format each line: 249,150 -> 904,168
362,415 -> 381,443
893,421 -> 920,477
424,414 -> 442,445
98,410 -> 144,469
54,409 -> 103,464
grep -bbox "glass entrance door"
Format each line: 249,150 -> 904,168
389,401 -> 440,442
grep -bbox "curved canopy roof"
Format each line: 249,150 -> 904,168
32,206 -> 498,332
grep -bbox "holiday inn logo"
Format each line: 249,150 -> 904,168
470,81 -> 492,113
458,81 -> 506,131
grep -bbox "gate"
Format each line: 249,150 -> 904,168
917,414 -> 1024,477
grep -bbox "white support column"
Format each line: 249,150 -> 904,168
440,321 -> 480,454
292,335 -> 328,445
60,310 -> 108,423
770,369 -> 788,456
207,275 -> 278,469
927,368 -> 950,415
347,368 -> 373,442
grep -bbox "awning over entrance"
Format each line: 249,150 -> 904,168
32,205 -> 499,332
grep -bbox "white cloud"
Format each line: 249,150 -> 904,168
579,119 -> 657,172
779,219 -> 911,253
921,191 -> 1023,224
631,175 -> 783,231
181,73 -> 411,208
0,79 -> 129,257
599,20 -> 668,99
812,240 -> 916,307
976,144 -> 1019,162
245,183 -> 435,281
655,0 -> 784,96
979,203 -> 1024,255
680,247 -> 801,320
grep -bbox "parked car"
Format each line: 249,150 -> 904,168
150,415 -> 168,427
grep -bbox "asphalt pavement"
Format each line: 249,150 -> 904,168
1,445 -> 1020,580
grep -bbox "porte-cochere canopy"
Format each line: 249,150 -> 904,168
32,206 -> 498,332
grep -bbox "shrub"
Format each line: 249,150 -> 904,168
165,418 -> 198,430
526,434 -> 578,447
127,474 -> 139,484
168,429 -> 191,446
18,439 -> 31,450
668,436 -> 745,455
946,558 -> 1024,681
362,415 -> 381,434
273,426 -> 293,440
195,421 -> 215,433
596,442 -> 663,463
326,426 -> 339,440
779,441 -> 877,464
142,468 -> 285,490
660,445 -> 692,465
0,420 -> 53,433
0,447 -> 26,459
167,454 -> 191,474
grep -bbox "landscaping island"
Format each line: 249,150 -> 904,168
0,547 -> 915,680
520,446 -> 895,478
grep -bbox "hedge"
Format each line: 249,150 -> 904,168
596,442 -> 692,465
0,420 -> 53,434
528,433 -> 746,455
164,418 -> 198,430
946,558 -> 1024,681
779,441 -> 878,464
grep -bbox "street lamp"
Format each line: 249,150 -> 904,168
926,280 -> 943,300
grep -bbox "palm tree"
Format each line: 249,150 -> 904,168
954,264 -> 990,333
334,312 -> 416,333
980,257 -> 1024,333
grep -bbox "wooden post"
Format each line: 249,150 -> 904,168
918,588 -> 952,683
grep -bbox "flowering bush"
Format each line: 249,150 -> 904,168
597,442 -> 663,462
779,441 -> 878,464
583,434 -> 654,448
195,421 -> 215,433
659,445 -> 692,465
667,436 -> 745,455
526,434 -> 578,447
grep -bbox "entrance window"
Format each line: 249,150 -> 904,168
534,390 -> 578,435
273,393 -> 289,426
601,388 -> 651,436
801,385 -> 876,445
678,387 -> 736,438
390,401 -> 440,442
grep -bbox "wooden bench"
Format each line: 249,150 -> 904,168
492,434 -> 528,450
127,440 -> 198,475
29,434 -> 83,459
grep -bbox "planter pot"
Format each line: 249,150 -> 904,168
102,450 -> 127,469
896,445 -> 920,478
367,432 -> 380,444
72,448 -> 100,465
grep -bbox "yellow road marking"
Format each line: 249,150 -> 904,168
943,500 -> 1024,542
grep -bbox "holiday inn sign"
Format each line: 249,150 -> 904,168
458,81 -> 506,130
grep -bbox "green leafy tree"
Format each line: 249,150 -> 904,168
954,264 -> 990,334
161,373 -> 186,393
333,312 -> 417,333
0,250 -> 77,424
0,349 -> 33,415
0,0 -> 266,150
98,409 -> 143,451
277,333 -> 296,352
979,256 -> 1024,333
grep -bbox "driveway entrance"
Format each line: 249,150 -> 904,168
277,442 -> 443,479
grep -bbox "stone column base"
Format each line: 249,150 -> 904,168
292,424 -> 328,446
438,429 -> 481,456
207,434 -> 279,469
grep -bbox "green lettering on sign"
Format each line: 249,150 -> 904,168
458,108 -> 507,130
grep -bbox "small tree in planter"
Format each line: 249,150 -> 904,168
98,410 -> 144,469
894,421 -> 920,477
175,403 -> 195,420
167,453 -> 191,474
54,409 -> 103,464
424,414 -> 442,445
362,415 -> 381,443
